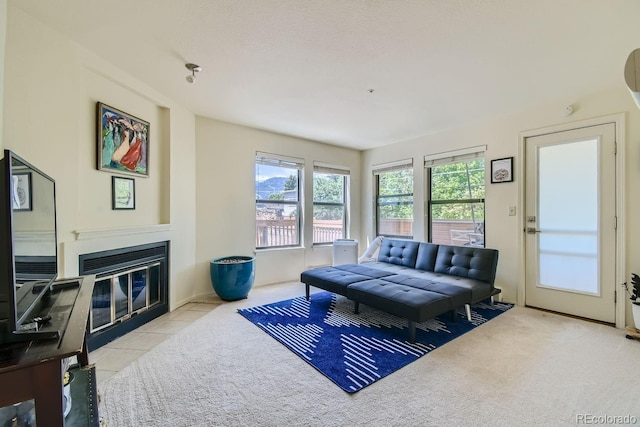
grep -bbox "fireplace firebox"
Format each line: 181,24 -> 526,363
79,241 -> 169,351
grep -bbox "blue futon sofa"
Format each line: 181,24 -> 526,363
300,238 -> 500,342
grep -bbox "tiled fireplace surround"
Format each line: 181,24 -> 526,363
62,225 -> 172,351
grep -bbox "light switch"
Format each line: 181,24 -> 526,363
508,206 -> 516,216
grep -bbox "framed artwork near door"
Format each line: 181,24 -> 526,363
490,157 -> 513,183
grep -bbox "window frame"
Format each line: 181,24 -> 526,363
373,160 -> 414,239
312,165 -> 349,245
424,146 -> 486,247
255,153 -> 303,250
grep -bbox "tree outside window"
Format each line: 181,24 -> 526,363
313,171 -> 347,244
428,158 -> 485,247
376,167 -> 413,238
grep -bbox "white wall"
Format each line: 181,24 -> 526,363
2,6 -> 198,310
0,0 -> 6,144
194,117 -> 361,298
362,86 -> 640,325
167,108 -> 198,309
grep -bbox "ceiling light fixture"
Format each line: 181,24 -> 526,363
185,63 -> 202,83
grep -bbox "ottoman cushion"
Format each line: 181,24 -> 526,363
346,279 -> 452,323
382,274 -> 472,308
300,267 -> 375,296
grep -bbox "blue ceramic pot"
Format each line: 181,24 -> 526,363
210,256 -> 255,301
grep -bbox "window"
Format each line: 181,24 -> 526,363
374,159 -> 413,238
313,163 -> 349,244
255,152 -> 303,249
425,146 -> 485,247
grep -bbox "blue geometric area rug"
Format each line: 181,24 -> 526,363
238,292 -> 513,393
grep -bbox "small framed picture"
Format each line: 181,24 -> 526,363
12,172 -> 32,211
491,157 -> 514,184
112,176 -> 135,210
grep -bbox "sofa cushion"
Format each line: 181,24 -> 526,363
354,261 -> 417,275
427,276 -> 492,302
334,264 -> 396,279
414,242 -> 438,272
300,267 -> 375,296
377,239 -> 420,267
357,266 -> 492,302
434,245 -> 499,284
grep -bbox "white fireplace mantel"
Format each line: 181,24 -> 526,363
73,224 -> 171,241
62,224 -> 172,279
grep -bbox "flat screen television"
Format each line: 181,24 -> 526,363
0,149 -> 59,345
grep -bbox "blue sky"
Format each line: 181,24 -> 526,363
255,164 -> 292,182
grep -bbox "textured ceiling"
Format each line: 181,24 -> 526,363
10,0 -> 640,150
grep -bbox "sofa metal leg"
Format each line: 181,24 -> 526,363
354,301 -> 360,314
465,304 -> 472,321
408,320 -> 416,343
490,288 -> 501,305
305,283 -> 310,301
451,310 -> 457,322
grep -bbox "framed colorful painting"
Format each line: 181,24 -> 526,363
97,102 -> 149,177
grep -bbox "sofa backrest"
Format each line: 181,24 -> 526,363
377,239 -> 420,267
415,242 -> 438,271
434,245 -> 499,285
376,239 -> 499,285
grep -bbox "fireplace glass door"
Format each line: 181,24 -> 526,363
90,262 -> 162,333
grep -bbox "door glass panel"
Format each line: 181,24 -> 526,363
537,139 -> 598,294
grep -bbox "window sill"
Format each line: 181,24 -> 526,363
255,246 -> 305,254
312,242 -> 334,247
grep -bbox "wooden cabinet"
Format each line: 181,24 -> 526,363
0,275 -> 95,427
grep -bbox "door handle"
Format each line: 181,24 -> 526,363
526,227 -> 541,234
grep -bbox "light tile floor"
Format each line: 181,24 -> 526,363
89,301 -> 222,384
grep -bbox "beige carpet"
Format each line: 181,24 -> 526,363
98,282 -> 640,426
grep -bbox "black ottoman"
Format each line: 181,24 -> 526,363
346,279 -> 453,342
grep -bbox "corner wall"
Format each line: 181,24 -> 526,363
2,6 -> 198,310
194,117 -> 361,298
362,86 -> 640,324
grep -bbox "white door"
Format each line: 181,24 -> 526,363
524,123 -> 616,323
